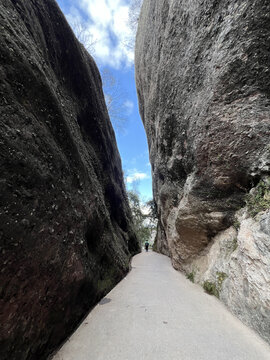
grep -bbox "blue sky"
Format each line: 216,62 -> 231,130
55,0 -> 152,202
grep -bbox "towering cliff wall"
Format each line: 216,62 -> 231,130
136,0 -> 270,343
0,0 -> 140,359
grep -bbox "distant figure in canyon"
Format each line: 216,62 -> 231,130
145,241 -> 149,252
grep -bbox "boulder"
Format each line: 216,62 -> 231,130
136,0 -> 270,343
0,0 -> 139,358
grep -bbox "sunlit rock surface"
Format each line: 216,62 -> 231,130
0,0 -> 139,359
135,0 -> 270,343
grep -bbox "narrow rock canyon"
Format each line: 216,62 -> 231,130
0,0 -> 139,359
136,0 -> 270,344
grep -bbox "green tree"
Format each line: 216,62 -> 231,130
127,190 -> 157,247
146,199 -> 157,222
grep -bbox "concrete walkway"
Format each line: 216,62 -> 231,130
53,252 -> 270,360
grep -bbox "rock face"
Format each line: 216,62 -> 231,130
0,0 -> 139,359
183,205 -> 270,344
136,0 -> 270,343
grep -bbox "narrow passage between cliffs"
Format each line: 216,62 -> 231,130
53,252 -> 270,360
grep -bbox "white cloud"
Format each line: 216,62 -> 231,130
141,204 -> 151,216
66,0 -> 134,69
124,100 -> 134,115
126,171 -> 149,184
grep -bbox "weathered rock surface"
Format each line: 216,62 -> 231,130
183,204 -> 270,344
0,0 -> 139,359
136,0 -> 270,343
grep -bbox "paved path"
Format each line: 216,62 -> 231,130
53,252 -> 270,360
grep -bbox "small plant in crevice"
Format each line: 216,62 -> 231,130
203,272 -> 229,299
232,238 -> 238,252
216,271 -> 228,290
245,179 -> 270,217
203,281 -> 219,298
186,271 -> 195,283
226,237 -> 238,255
233,218 -> 240,231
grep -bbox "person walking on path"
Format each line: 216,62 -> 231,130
145,240 -> 149,252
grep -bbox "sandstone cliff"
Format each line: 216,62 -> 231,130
0,0 -> 139,359
136,0 -> 270,343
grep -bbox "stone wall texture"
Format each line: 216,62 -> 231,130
135,0 -> 270,343
0,0 -> 139,359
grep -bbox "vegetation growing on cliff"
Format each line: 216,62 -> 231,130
203,272 -> 228,298
231,238 -> 238,252
245,179 -> 270,217
216,272 -> 228,289
233,218 -> 241,230
187,271 -> 195,283
203,281 -> 219,298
